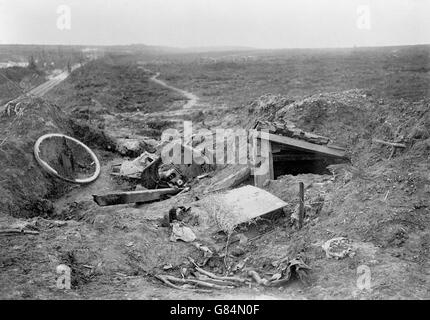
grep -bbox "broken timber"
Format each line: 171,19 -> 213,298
93,188 -> 180,206
372,139 -> 406,149
258,132 -> 347,158
372,138 -> 406,159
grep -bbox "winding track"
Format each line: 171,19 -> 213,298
149,71 -> 199,110
138,65 -> 201,112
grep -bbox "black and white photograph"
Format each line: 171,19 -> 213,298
0,0 -> 429,304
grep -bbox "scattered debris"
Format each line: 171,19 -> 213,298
163,264 -> 173,270
192,273 -> 238,287
48,220 -> 68,227
248,270 -> 269,286
159,164 -> 187,187
155,275 -> 215,293
164,275 -> 235,289
270,257 -> 311,285
157,254 -> 309,292
116,138 -> 146,157
111,151 -> 159,180
155,274 -> 212,293
162,206 -> 191,227
156,274 -> 229,291
248,257 -> 311,286
232,257 -> 249,272
188,257 -> 248,284
170,223 -> 196,242
322,237 -> 355,259
372,138 -> 406,159
192,243 -> 214,259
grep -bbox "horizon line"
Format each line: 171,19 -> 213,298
0,42 -> 429,51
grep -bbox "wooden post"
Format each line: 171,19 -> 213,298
299,182 -> 304,229
254,138 -> 274,188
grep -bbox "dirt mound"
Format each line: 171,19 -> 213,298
242,90 -> 430,297
68,120 -> 116,151
246,89 -> 430,161
0,98 -> 112,218
245,94 -> 295,128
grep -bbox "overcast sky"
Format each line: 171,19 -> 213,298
0,0 -> 429,48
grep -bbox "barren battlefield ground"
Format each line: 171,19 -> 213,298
0,44 -> 429,300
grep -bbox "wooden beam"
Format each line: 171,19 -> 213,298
253,140 -> 274,188
93,188 -> 180,206
257,132 -> 346,158
273,154 -> 333,161
269,143 -> 274,180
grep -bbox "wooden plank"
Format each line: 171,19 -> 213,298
93,188 -> 180,206
257,132 -> 346,158
215,185 -> 288,227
